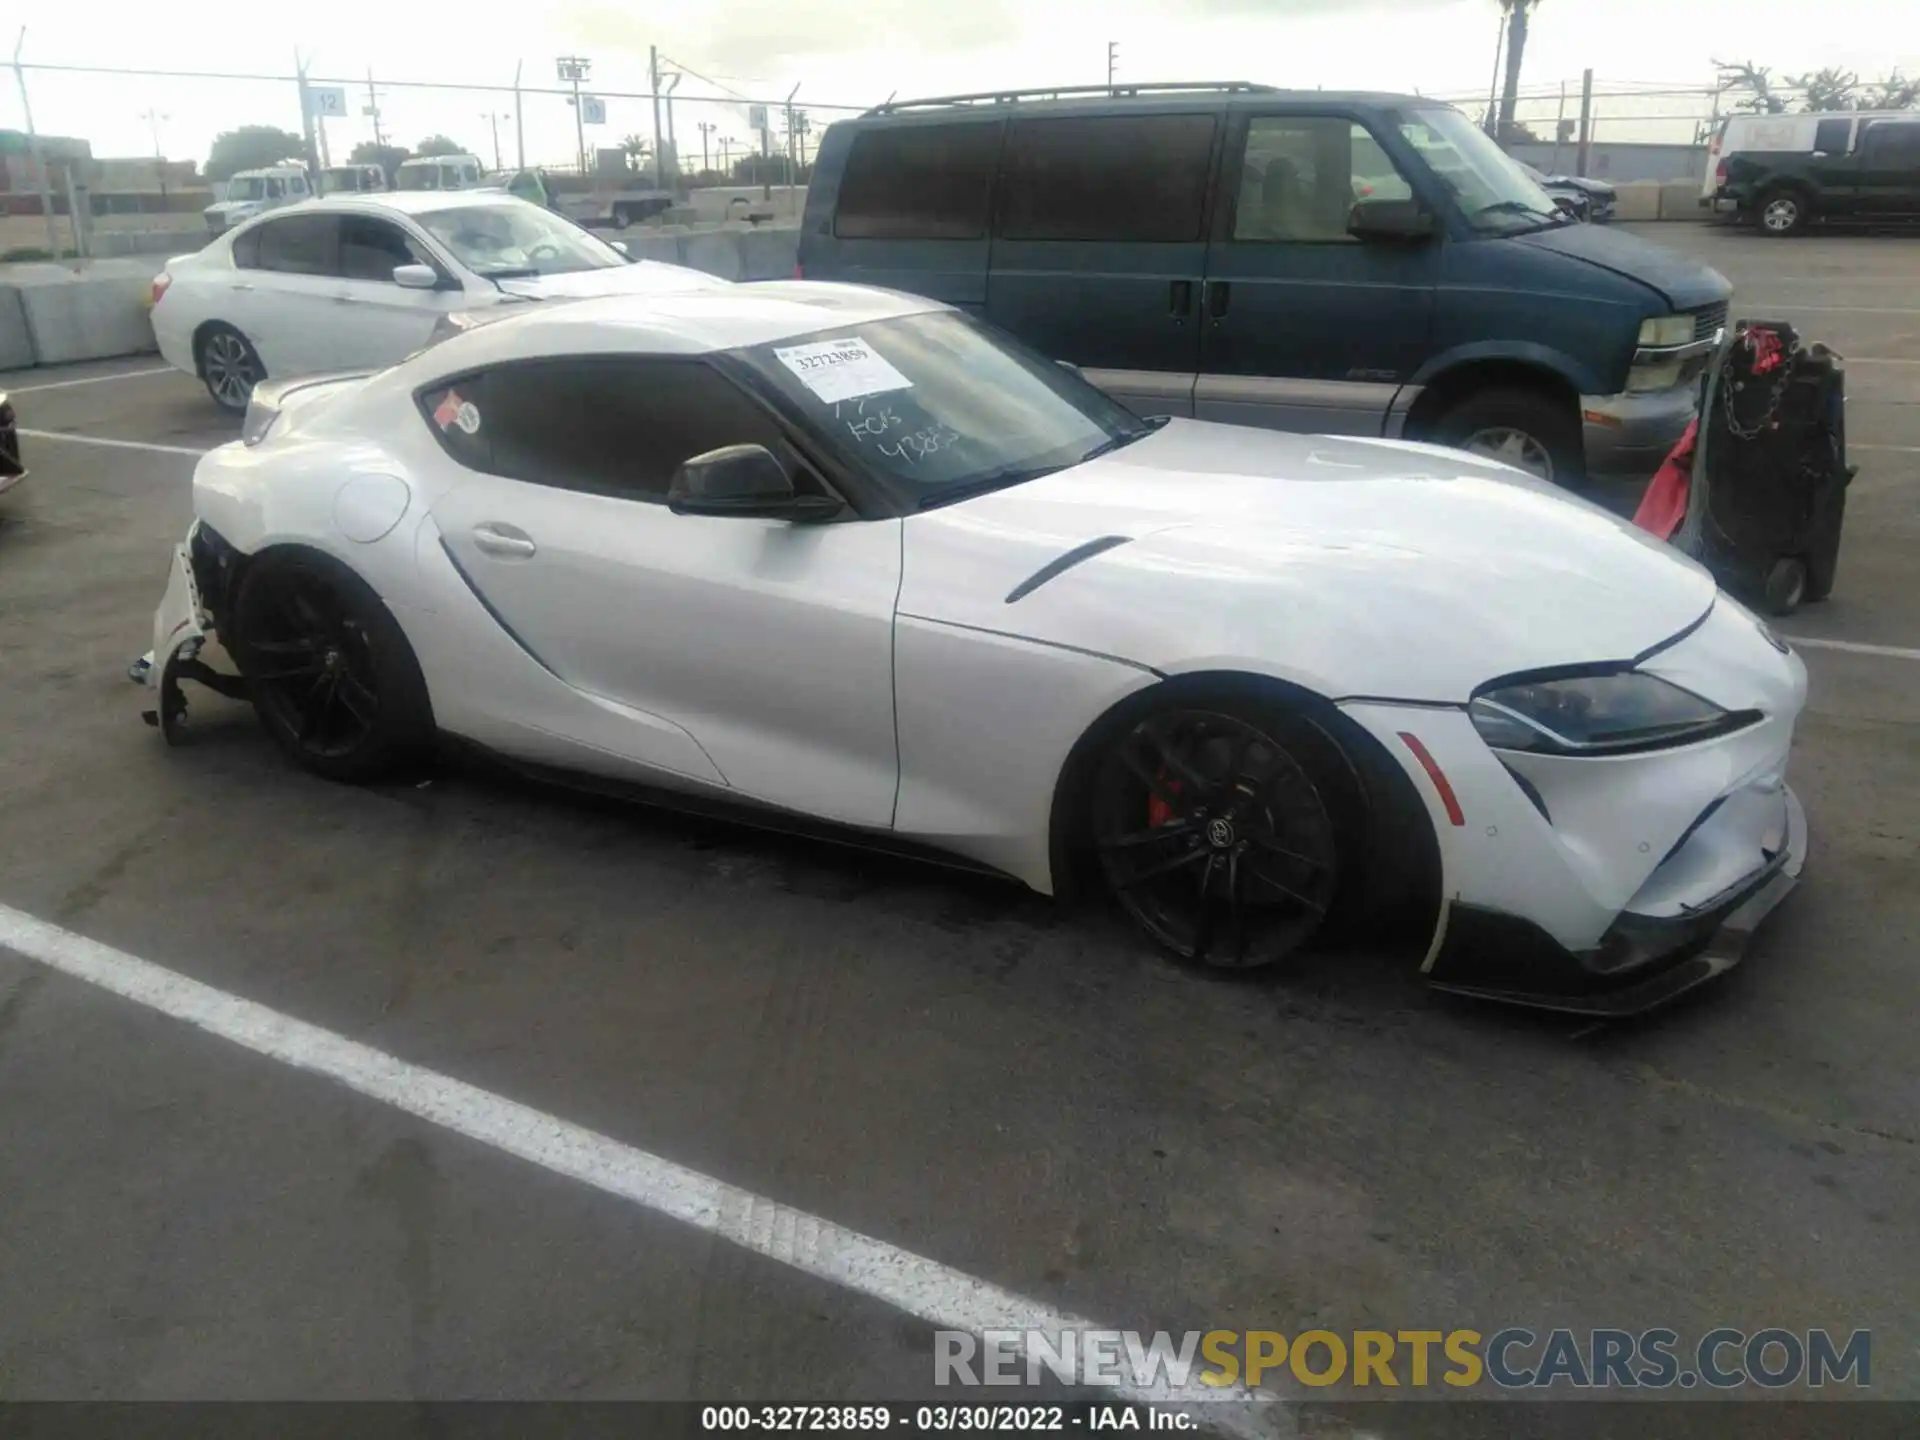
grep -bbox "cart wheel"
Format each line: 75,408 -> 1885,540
1763,557 -> 1808,616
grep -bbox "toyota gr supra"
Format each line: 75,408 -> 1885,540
144,284 -> 1808,1014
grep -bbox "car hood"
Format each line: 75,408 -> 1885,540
494,261 -> 729,300
1512,221 -> 1727,308
897,419 -> 1719,703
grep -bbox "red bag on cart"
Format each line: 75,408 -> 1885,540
1632,416 -> 1697,541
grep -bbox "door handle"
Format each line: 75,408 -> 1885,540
1206,281 -> 1231,322
1168,279 -> 1193,319
230,282 -> 254,292
471,523 -> 537,558
332,293 -> 360,304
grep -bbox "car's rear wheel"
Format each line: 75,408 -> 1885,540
1757,188 -> 1810,236
1089,703 -> 1342,969
199,324 -> 264,414
1430,386 -> 1584,486
230,551 -> 434,782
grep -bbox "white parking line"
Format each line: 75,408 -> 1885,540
8,366 -> 175,394
0,900 -> 1280,1433
19,429 -> 208,458
1852,443 -> 1920,455
1784,635 -> 1920,662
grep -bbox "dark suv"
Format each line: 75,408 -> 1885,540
1717,115 -> 1920,236
797,83 -> 1732,487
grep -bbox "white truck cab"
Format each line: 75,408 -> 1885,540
204,163 -> 311,235
320,163 -> 389,196
393,153 -> 487,192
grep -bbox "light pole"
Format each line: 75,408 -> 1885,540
663,71 -> 681,186
697,120 -> 715,176
140,107 -> 170,199
481,111 -> 510,170
1107,41 -> 1118,87
557,55 -> 591,176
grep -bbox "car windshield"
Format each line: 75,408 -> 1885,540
415,201 -> 625,278
225,178 -> 266,201
1399,107 -> 1565,232
729,311 -> 1152,506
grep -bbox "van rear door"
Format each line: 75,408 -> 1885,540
800,118 -> 1003,309
984,109 -> 1219,419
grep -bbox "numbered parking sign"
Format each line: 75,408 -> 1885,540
305,85 -> 348,119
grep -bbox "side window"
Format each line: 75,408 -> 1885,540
231,225 -> 262,269
266,178 -> 286,199
290,175 -> 309,195
420,358 -> 791,502
252,214 -> 336,275
1862,123 -> 1920,164
996,114 -> 1217,242
1231,117 -> 1410,243
834,122 -> 1002,239
1813,118 -> 1852,155
339,216 -> 433,282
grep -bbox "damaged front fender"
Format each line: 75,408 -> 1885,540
143,525 -> 247,743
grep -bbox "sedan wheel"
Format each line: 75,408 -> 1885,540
1461,426 -> 1555,482
201,327 -> 263,413
1092,708 -> 1339,969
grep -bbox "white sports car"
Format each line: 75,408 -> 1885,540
143,284 -> 1808,1014
150,191 -> 725,413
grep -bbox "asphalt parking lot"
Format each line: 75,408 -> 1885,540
0,223 -> 1916,1425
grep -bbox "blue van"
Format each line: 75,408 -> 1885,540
797,83 -> 1732,487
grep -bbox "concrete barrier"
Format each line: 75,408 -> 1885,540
4,259 -> 158,366
623,233 -> 685,265
1613,181 -> 1664,222
1658,181 -> 1706,220
678,230 -> 744,282
740,227 -> 801,281
0,285 -> 35,370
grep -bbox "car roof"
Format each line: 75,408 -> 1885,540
416,283 -> 948,370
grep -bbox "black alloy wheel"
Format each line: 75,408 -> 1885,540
1092,708 -> 1339,969
232,554 -> 433,781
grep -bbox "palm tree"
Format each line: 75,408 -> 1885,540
1495,0 -> 1541,141
619,133 -> 650,171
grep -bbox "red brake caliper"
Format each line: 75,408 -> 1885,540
1146,772 -> 1182,829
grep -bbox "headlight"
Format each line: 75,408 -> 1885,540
1469,672 -> 1755,755
1637,314 -> 1693,348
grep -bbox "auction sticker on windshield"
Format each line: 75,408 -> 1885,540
775,337 -> 912,405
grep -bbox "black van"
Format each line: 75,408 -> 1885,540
797,83 -> 1733,487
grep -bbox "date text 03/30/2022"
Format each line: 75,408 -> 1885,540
701,1406 -> 1194,1432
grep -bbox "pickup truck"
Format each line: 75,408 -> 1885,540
1716,115 -> 1920,234
482,168 -> 675,228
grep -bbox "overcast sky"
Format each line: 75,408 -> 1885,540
2,0 -> 1914,173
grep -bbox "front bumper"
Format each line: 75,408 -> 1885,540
1580,385 -> 1698,482
1427,786 -> 1805,1015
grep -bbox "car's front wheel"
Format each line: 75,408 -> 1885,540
1088,701 -> 1343,969
198,324 -> 264,414
1430,386 -> 1584,486
230,551 -> 434,782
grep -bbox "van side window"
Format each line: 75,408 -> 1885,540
1813,118 -> 1852,155
1861,122 -> 1920,164
997,114 -> 1216,243
1232,118 -> 1410,243
835,123 -> 1001,240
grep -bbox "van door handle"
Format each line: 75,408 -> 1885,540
1168,279 -> 1193,319
472,523 -> 537,559
1206,281 -> 1231,321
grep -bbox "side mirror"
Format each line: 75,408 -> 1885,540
1348,198 -> 1436,241
668,444 -> 842,521
393,263 -> 440,290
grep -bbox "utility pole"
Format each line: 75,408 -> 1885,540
140,107 -> 169,198
697,119 -> 715,175
783,83 -> 800,207
295,49 -> 323,184
1575,67 -> 1594,178
1484,9 -> 1505,135
483,112 -> 507,170
718,135 -> 736,175
1107,41 -> 1118,87
11,29 -> 61,258
365,68 -> 385,146
663,71 -> 681,187
558,55 -> 592,176
648,46 -> 666,190
513,62 -> 526,169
